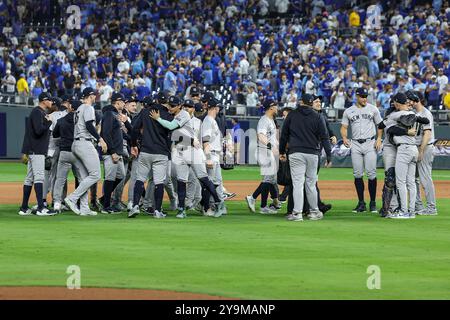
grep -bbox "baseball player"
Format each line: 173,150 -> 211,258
52,100 -> 83,213
99,93 -> 127,214
44,95 -> 71,207
111,95 -> 138,210
128,96 -> 173,219
340,87 -> 383,213
149,96 -> 226,218
279,93 -> 332,222
246,99 -> 280,214
201,98 -> 228,215
184,101 -> 204,211
377,100 -> 401,217
19,92 -> 57,216
64,87 -> 107,215
412,91 -> 437,215
303,95 -> 336,215
385,92 -> 430,218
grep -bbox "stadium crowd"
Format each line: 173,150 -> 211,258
1,0 -> 450,116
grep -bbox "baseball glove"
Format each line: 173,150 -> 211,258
398,114 -> 416,128
21,154 -> 29,165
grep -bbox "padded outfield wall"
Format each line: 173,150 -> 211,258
1,105 -> 450,169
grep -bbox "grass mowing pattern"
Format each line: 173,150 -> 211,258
1,200 -> 450,299
2,162 -> 450,182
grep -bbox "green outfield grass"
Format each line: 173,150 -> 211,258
1,200 -> 450,299
2,161 -> 450,182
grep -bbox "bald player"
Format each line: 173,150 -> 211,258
341,87 -> 383,213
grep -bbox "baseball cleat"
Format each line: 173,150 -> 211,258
369,201 -> 377,213
287,213 -> 303,221
269,203 -> 281,211
260,206 -> 278,214
319,204 -> 332,214
223,192 -> 237,201
204,208 -> 215,217
64,198 -> 81,215
154,210 -> 166,219
79,210 -> 98,216
308,210 -> 324,221
128,205 -> 140,218
53,202 -> 62,211
352,201 -> 367,213
213,201 -> 226,217
18,208 -> 33,216
36,208 -> 58,216
245,195 -> 256,213
144,207 -> 155,216
127,201 -> 134,212
390,212 -> 410,219
176,209 -> 187,219
417,208 -> 438,216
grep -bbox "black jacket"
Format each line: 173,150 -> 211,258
279,105 -> 332,159
21,106 -> 52,155
53,113 -> 75,152
131,104 -> 173,156
101,105 -> 124,155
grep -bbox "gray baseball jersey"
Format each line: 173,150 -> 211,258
202,115 -> 221,152
342,103 -> 382,139
48,110 -> 68,152
172,109 -> 194,144
414,107 -> 434,145
191,116 -> 202,143
257,115 -> 278,148
390,110 -> 416,145
74,104 -> 96,139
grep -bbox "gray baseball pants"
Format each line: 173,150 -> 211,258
53,151 -> 81,203
395,144 -> 418,213
351,140 -> 377,179
289,152 -> 319,214
67,140 -> 101,207
415,145 -> 436,211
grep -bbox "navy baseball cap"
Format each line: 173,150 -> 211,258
38,92 -> 52,102
61,94 -> 72,102
168,95 -> 182,106
142,96 -> 155,108
51,96 -> 62,109
82,87 -> 96,98
183,99 -> 195,108
301,93 -> 314,105
263,99 -> 277,110
207,98 -> 219,108
313,95 -> 323,101
70,100 -> 82,110
356,87 -> 368,97
190,86 -> 200,96
201,91 -> 215,103
111,92 -> 125,103
125,95 -> 138,103
157,91 -> 169,103
405,90 -> 419,102
392,92 -> 408,104
194,102 -> 203,112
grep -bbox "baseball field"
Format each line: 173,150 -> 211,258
1,162 -> 450,300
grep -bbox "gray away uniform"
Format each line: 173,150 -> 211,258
256,114 -> 279,184
381,111 -> 399,211
342,103 -> 382,180
414,107 -> 436,212
390,110 -> 419,214
67,103 -> 101,213
186,115 -> 203,209
202,115 -> 224,201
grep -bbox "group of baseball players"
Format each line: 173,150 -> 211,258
18,86 -> 235,219
18,84 -> 437,221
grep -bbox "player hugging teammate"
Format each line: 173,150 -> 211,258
378,91 -> 437,219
